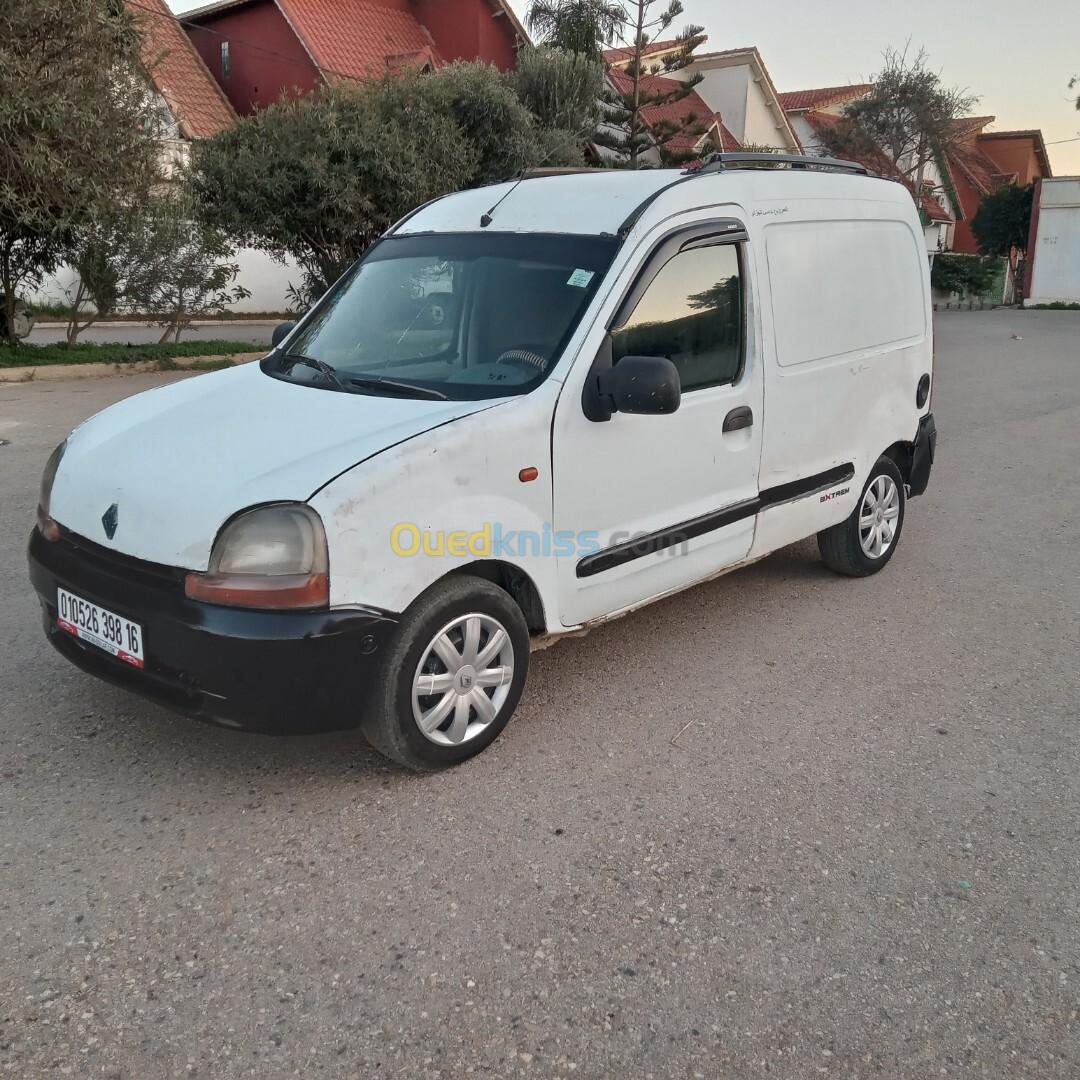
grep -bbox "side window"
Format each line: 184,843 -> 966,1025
612,244 -> 743,392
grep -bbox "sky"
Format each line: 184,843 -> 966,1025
169,0 -> 1080,173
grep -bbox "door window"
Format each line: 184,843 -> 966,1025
612,244 -> 743,392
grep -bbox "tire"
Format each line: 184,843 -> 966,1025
361,575 -> 530,770
817,456 -> 906,577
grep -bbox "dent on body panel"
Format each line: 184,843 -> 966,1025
315,395 -> 558,615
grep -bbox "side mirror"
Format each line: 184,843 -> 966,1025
271,321 -> 297,348
598,355 -> 681,416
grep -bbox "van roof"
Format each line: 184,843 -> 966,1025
394,165 -> 911,239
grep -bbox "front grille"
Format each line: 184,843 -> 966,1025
56,527 -> 185,589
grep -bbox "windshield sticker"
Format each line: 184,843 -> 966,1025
567,269 -> 595,288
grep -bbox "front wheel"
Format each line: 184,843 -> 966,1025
362,575 -> 530,770
817,456 -> 906,577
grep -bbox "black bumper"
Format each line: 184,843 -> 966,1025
28,528 -> 399,734
908,412 -> 937,498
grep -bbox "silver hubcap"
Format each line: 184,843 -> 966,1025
412,613 -> 515,746
859,474 -> 901,559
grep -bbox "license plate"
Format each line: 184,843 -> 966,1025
56,588 -> 145,669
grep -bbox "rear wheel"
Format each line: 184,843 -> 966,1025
362,575 -> 530,770
817,456 -> 905,577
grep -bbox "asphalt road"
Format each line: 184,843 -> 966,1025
1,311 -> 1078,1079
26,320 -> 279,348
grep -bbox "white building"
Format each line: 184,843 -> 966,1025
603,39 -> 801,155
1024,178 -> 1080,305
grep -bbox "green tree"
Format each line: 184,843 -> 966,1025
514,46 -> 606,140
64,225 -> 125,344
419,61 -> 550,185
816,48 -> 977,194
0,0 -> 161,343
192,79 -> 475,301
971,183 -> 1035,257
122,189 -> 249,343
599,1 -> 706,168
930,253 -> 1000,298
192,64 -> 587,300
526,0 -> 627,58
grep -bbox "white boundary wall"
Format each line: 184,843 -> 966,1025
29,247 -> 300,315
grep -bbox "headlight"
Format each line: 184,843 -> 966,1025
37,440 -> 67,538
184,504 -> 329,609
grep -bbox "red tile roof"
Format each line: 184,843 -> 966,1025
276,0 -> 441,81
947,142 -> 1010,197
942,117 -> 1012,198
603,38 -> 685,65
609,69 -> 740,155
950,115 -> 996,137
384,46 -> 440,73
127,0 -> 236,138
778,84 -> 872,112
919,193 -> 953,223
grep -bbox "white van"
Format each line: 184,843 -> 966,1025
30,155 -> 936,770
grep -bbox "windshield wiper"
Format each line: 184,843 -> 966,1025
282,353 -> 345,390
345,375 -> 449,401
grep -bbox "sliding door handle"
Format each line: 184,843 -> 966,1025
722,406 -> 753,433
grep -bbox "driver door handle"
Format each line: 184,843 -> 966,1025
722,406 -> 753,433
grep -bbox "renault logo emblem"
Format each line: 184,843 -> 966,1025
102,503 -> 119,540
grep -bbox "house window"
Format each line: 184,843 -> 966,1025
612,244 -> 744,392
221,41 -> 231,78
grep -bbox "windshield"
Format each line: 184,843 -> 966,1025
271,232 -> 619,401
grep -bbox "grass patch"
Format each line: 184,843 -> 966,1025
0,339 -> 261,369
28,301 -> 80,320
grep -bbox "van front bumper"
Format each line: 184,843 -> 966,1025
27,527 -> 399,735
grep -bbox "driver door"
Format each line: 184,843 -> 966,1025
552,219 -> 763,627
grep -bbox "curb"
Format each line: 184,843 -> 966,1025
0,353 -> 263,384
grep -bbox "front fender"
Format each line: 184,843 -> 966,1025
310,384 -> 562,628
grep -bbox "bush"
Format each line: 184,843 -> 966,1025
191,62 -> 591,301
971,183 -> 1033,256
514,46 -> 605,138
931,253 -> 1001,299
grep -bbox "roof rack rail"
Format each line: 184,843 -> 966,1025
521,167 -> 608,178
689,152 -> 870,176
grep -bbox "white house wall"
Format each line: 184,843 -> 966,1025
680,65 -> 750,142
1026,178 -> 1080,305
789,114 -> 821,152
743,75 -> 794,149
675,59 -> 797,150
31,247 -> 300,317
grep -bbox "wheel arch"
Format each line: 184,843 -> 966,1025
881,440 -> 915,486
446,560 -> 547,634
